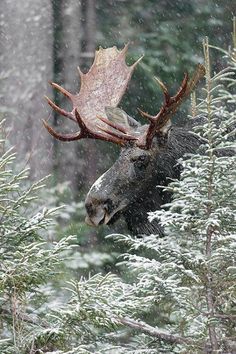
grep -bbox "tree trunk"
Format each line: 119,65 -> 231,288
0,0 -> 53,179
54,0 -> 84,191
82,0 -> 99,187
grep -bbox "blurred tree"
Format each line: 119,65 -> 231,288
97,0 -> 236,125
52,0 -> 84,192
0,0 -> 54,179
81,0 -> 100,188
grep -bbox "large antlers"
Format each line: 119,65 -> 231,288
97,63 -> 205,149
44,45 -> 205,150
137,63 -> 206,148
43,45 -> 141,146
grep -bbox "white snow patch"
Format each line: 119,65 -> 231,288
88,170 -> 109,194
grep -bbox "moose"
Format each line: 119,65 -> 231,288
44,45 -> 205,236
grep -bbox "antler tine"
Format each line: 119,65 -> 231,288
154,76 -> 170,104
97,115 -> 129,134
43,119 -> 82,141
137,108 -> 155,122
49,82 -> 73,100
99,126 -> 138,141
97,115 -> 139,142
44,95 -> 76,122
170,72 -> 188,104
74,109 -> 135,144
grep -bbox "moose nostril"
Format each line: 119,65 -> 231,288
85,201 -> 94,216
103,199 -> 113,213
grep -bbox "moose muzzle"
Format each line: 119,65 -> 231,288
85,196 -> 128,227
85,197 -> 114,226
85,204 -> 108,226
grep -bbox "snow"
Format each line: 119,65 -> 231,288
88,169 -> 109,193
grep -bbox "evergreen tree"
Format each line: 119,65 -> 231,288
0,122 -> 75,354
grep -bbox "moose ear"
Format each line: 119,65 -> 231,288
158,119 -> 172,136
105,106 -> 140,130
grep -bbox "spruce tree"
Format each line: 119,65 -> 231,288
0,120 -> 75,354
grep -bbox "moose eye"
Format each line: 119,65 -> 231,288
131,155 -> 150,170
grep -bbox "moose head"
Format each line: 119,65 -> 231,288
44,45 -> 205,235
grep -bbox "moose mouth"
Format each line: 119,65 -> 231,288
85,201 -> 127,227
85,211 -> 110,226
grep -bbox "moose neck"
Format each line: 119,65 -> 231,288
123,185 -> 171,236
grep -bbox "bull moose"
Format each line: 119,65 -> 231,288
44,45 -> 205,235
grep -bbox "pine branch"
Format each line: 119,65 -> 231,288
1,309 -> 198,347
214,314 -> 236,320
1,308 -> 49,328
117,317 -> 197,346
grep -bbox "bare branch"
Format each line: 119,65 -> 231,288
1,308 -> 49,328
117,317 -> 196,346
